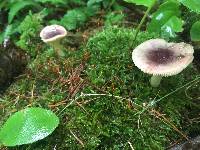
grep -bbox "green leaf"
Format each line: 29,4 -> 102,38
190,21 -> 200,41
0,107 -> 59,146
178,0 -> 200,14
147,0 -> 183,39
105,12 -> 125,26
3,25 -> 14,39
0,33 -> 4,44
124,0 -> 156,7
35,0 -> 66,4
0,22 -> 20,44
161,16 -> 184,39
0,1 -> 7,9
61,8 -> 87,30
0,25 -> 13,44
8,1 -> 39,23
87,0 -> 103,6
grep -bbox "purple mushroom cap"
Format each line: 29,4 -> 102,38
132,39 -> 194,76
40,25 -> 67,43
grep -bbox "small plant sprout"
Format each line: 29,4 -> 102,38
40,24 -> 67,57
132,39 -> 194,87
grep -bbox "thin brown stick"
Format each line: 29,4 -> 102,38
69,129 -> 84,147
151,109 -> 189,140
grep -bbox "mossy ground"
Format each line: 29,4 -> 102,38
0,27 -> 200,150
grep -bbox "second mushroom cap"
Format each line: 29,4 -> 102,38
40,24 -> 67,43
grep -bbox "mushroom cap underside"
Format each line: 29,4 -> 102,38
40,25 -> 67,43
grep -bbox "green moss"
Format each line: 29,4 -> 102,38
0,27 -> 199,149
16,11 -> 44,57
85,26 -> 158,88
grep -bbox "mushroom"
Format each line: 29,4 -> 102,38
132,39 -> 194,87
40,24 -> 67,57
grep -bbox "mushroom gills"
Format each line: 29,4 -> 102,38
43,30 -> 64,39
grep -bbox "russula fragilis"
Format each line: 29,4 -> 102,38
132,39 -> 194,87
40,24 -> 67,57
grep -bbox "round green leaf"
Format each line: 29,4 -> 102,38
190,21 -> 200,41
179,0 -> 200,14
147,0 -> 183,39
0,107 -> 59,146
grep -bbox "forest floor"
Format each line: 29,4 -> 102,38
0,11 -> 200,150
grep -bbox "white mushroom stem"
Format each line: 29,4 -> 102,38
49,40 -> 65,57
150,75 -> 162,87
